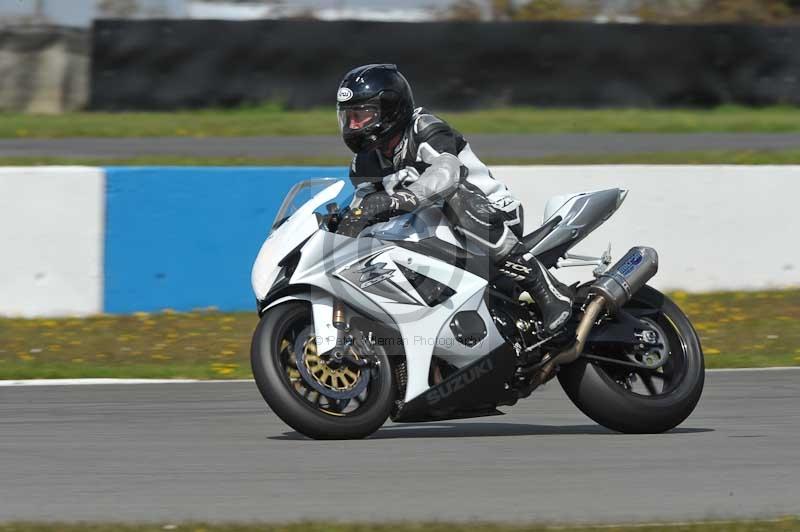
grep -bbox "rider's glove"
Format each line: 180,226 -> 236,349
336,190 -> 418,238
361,190 -> 418,223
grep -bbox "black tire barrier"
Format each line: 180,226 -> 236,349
90,19 -> 800,110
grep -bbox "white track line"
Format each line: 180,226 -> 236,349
707,366 -> 800,372
0,378 -> 253,387
544,517 -> 796,529
0,367 -> 797,387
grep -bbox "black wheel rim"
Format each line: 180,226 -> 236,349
590,304 -> 689,398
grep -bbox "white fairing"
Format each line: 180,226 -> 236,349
251,180 -> 344,300
331,245 -> 494,402
251,179 -> 633,408
543,189 -> 628,223
252,184 -> 501,403
544,193 -> 583,222
529,188 -> 628,257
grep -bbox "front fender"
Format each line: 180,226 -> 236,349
261,290 -> 338,355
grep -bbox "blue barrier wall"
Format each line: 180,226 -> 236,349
104,167 -> 349,313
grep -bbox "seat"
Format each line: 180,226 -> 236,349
516,215 -> 562,253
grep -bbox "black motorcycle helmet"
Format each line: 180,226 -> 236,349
336,64 -> 415,153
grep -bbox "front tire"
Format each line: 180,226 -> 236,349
558,285 -> 705,434
251,301 -> 396,439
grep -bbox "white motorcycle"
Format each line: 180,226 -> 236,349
250,179 -> 704,439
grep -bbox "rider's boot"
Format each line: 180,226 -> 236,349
500,253 -> 574,333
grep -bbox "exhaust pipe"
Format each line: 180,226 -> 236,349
591,246 -> 659,314
533,247 -> 659,385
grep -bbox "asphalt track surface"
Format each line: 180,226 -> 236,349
3,133 -> 800,160
1,369 -> 798,524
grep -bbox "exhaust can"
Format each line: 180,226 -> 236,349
591,246 -> 659,312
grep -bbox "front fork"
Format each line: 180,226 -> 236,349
327,298 -> 370,370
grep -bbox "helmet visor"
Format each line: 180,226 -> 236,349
338,105 -> 381,132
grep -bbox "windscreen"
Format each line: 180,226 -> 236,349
271,178 -> 350,232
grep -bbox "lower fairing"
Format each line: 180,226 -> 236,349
392,342 -> 518,423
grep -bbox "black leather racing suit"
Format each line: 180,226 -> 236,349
339,107 -> 573,332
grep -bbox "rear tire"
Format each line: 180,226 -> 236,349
251,301 -> 396,439
558,285 -> 704,434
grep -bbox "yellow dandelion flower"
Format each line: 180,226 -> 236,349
211,363 -> 239,376
704,348 -> 721,355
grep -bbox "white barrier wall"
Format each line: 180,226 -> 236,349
0,167 -> 104,316
496,165 -> 800,292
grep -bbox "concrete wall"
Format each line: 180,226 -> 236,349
0,167 -> 104,316
497,165 -> 800,292
0,26 -> 89,113
0,165 -> 796,316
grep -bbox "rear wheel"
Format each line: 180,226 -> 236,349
558,285 -> 704,434
251,301 -> 395,439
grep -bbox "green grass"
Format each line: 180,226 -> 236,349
512,149 -> 800,165
0,289 -> 798,380
5,105 -> 800,138
1,520 -> 799,532
0,155 -> 352,167
0,310 -> 256,380
671,289 -> 800,368
3,149 -> 800,167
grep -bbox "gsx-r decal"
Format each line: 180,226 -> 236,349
337,251 -> 423,306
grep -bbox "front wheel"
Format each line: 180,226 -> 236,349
251,301 -> 396,439
558,285 -> 704,434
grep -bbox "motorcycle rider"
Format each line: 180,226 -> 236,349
335,64 -> 573,333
